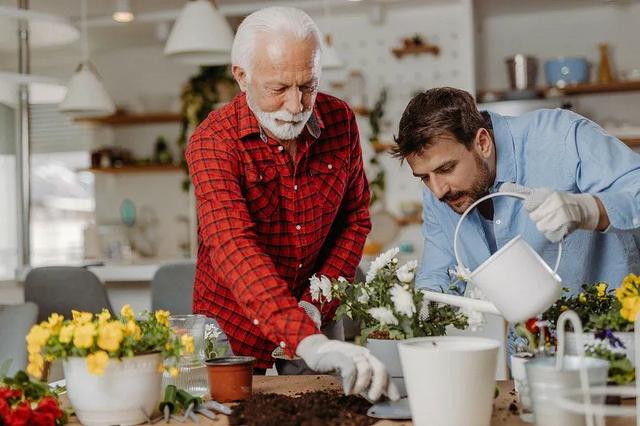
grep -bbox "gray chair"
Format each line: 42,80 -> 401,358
24,266 -> 114,322
0,302 -> 38,375
151,261 -> 196,314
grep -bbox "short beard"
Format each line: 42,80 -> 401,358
441,152 -> 493,214
246,88 -> 312,141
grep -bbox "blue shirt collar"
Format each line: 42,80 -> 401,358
487,111 -> 517,190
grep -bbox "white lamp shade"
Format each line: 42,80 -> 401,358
164,0 -> 234,65
59,63 -> 115,116
0,72 -> 67,107
321,34 -> 343,70
0,6 -> 79,49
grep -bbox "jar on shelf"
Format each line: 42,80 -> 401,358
344,70 -> 367,110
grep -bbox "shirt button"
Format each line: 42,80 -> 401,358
278,146 -> 284,152
296,225 -> 301,231
327,164 -> 333,170
298,263 -> 303,269
253,319 -> 259,326
495,219 -> 501,225
259,175 -> 263,181
279,341 -> 286,348
294,184 -> 298,191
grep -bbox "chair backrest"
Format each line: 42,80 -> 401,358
0,302 -> 38,375
24,266 -> 113,322
151,261 -> 196,315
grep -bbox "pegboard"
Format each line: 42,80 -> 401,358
313,1 -> 475,218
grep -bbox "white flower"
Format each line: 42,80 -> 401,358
366,247 -> 400,283
396,260 -> 418,283
205,323 -> 222,341
462,284 -> 487,332
309,274 -> 332,302
337,276 -> 348,283
367,307 -> 399,326
390,284 -> 416,318
357,288 -> 370,304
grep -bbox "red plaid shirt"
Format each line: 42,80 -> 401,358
186,92 -> 371,368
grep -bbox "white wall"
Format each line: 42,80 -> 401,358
475,0 -> 640,125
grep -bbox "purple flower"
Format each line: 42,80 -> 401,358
595,329 -> 625,349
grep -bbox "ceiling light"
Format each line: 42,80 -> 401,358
164,0 -> 234,65
113,0 -> 134,23
60,0 -> 115,116
321,34 -> 343,70
0,5 -> 78,49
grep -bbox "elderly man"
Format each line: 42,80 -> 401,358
186,7 -> 397,401
393,87 -> 640,302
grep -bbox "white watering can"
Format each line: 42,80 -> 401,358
421,191 -> 562,323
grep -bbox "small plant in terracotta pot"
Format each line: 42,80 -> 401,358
205,356 -> 255,402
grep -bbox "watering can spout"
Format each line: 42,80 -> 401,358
421,291 -> 502,316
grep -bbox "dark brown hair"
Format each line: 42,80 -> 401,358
392,87 -> 487,159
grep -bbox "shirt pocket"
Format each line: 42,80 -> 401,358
244,164 -> 280,221
308,153 -> 348,211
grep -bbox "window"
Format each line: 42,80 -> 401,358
0,104 -> 17,280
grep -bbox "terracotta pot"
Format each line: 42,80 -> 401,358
205,356 -> 255,402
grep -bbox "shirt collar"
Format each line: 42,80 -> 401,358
487,111 -> 517,190
236,92 -> 325,142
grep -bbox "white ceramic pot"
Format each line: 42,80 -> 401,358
63,353 -> 163,426
399,336 -> 500,426
565,331 -> 635,365
510,353 -> 534,422
366,338 -> 406,397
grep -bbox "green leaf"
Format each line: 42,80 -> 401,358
0,358 -> 12,379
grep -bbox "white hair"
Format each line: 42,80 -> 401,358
231,6 -> 321,78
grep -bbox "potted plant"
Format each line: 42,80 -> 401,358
25,305 -> 194,426
311,247 -> 468,396
0,367 -> 68,426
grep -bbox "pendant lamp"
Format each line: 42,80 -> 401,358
0,5 -> 78,49
320,0 -> 343,70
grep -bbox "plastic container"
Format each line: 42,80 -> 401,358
205,356 -> 255,402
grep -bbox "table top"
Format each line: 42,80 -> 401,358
67,375 -> 634,425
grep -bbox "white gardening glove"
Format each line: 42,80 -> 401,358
523,188 -> 600,242
296,334 -> 400,402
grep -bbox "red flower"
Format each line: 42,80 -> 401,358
0,397 -> 10,418
0,387 -> 22,402
3,401 -> 32,426
525,318 -> 539,334
33,397 -> 63,421
29,411 -> 57,426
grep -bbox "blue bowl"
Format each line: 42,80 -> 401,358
544,58 -> 589,86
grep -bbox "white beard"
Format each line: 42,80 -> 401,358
246,89 -> 312,141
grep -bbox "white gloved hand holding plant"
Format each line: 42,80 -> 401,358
522,188 -> 602,242
296,334 -> 400,402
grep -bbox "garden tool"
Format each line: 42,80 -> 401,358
187,411 -> 200,423
193,405 -> 217,420
160,385 -> 178,423
420,190 -> 563,323
176,388 -> 202,422
202,399 -> 232,415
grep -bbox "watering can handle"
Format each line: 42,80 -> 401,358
452,191 -> 563,277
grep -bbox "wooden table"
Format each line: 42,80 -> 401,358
67,375 -> 634,425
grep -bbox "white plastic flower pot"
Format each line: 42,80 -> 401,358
366,338 -> 406,397
63,353 -> 162,426
510,353 -> 534,422
399,336 -> 500,426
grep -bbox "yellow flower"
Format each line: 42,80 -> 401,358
181,334 -> 195,354
124,320 -> 142,341
620,296 -> 640,322
169,367 -> 179,378
47,313 -> 64,335
157,363 -> 166,373
26,362 -> 42,379
73,323 -> 96,349
26,324 -> 50,352
155,310 -> 170,327
560,305 -> 569,312
59,324 -> 75,344
97,309 -> 112,324
120,304 -> 135,321
86,351 -> 110,376
596,282 -> 608,299
72,310 -> 93,325
578,293 -> 587,303
617,273 -> 640,302
26,352 -> 44,379
165,342 -> 173,350
97,321 -> 124,352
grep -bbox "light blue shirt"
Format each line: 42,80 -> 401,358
416,109 -> 640,296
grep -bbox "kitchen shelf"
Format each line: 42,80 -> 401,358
392,44 -> 440,59
83,165 -> 183,174
75,112 -> 183,126
621,137 -> 640,147
550,80 -> 640,96
352,106 -> 371,116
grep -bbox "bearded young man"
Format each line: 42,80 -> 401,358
185,7 -> 397,402
393,87 -> 640,298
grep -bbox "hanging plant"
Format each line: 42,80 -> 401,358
177,66 -> 238,191
368,88 -> 388,206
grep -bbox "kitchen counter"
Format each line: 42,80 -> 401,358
66,375 -> 635,425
